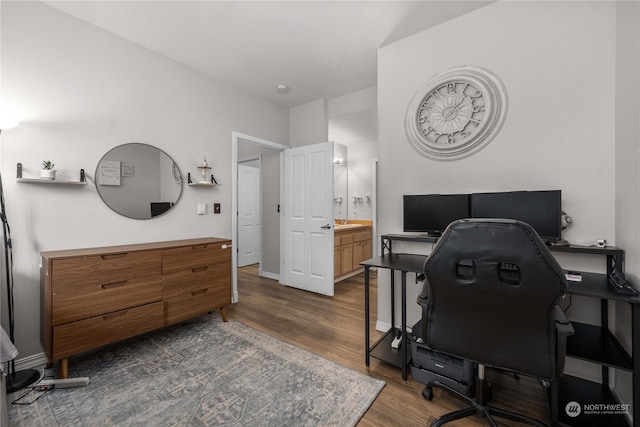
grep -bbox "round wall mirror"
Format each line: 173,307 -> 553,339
95,143 -> 183,219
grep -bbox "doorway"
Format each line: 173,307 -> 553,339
232,132 -> 288,303
237,161 -> 261,267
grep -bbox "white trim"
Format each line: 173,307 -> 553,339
334,268 -> 364,283
371,158 -> 378,258
375,320 -> 413,334
375,320 -> 391,333
259,269 -> 279,281
12,352 -> 48,371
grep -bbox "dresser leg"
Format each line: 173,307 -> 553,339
220,307 -> 228,322
58,358 -> 68,379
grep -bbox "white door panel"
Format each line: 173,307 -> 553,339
238,164 -> 261,267
281,142 -> 334,296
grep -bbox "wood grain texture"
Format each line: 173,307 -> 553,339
53,301 -> 164,360
41,238 -> 233,375
335,227 -> 372,278
229,265 -> 552,427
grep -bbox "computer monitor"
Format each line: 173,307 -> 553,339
470,190 -> 562,241
403,194 -> 471,236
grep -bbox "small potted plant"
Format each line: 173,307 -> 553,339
40,160 -> 56,180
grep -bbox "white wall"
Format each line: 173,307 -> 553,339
378,0 -> 619,378
0,1 -> 288,359
289,98 -> 328,147
614,0 -> 640,410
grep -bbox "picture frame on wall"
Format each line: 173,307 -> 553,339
98,160 -> 121,186
122,164 -> 133,177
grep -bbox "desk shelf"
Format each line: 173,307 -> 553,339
567,322 -> 633,371
558,375 -> 630,427
369,328 -> 412,369
362,254 -> 427,381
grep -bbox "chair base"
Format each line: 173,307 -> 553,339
429,377 -> 548,427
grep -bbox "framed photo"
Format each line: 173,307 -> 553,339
98,160 -> 121,186
122,164 -> 133,177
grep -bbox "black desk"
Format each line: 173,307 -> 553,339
372,233 -> 638,426
362,253 -> 427,380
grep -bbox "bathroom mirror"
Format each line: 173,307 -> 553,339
95,143 -> 183,219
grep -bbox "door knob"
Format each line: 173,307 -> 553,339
320,224 -> 332,230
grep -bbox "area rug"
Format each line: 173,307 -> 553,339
8,313 -> 384,426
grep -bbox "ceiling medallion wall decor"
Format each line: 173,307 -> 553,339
405,65 -> 508,161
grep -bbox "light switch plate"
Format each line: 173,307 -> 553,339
197,203 -> 206,215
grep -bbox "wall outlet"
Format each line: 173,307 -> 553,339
214,203 -> 221,214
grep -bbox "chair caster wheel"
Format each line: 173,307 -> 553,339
422,385 -> 433,401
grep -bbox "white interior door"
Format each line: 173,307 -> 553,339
281,141 -> 334,296
237,163 -> 261,267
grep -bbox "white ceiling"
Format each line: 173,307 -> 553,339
43,1 -> 491,109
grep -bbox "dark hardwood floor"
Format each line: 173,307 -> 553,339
227,265 -> 552,426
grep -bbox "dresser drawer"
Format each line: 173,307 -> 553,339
164,283 -> 230,326
162,241 -> 231,274
52,275 -> 163,326
50,250 -> 162,292
163,264 -> 230,298
52,301 -> 163,360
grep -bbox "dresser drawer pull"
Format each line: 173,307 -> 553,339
102,310 -> 128,320
100,281 -> 128,290
191,267 -> 208,273
191,289 -> 208,296
101,253 -> 127,260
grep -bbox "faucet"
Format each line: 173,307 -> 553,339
342,219 -> 348,225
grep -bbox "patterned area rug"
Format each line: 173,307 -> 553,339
8,313 -> 384,426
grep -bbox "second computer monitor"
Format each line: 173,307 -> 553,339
470,190 -> 562,241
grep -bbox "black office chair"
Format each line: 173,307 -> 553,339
417,218 -> 574,427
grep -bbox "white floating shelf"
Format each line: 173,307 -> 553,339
17,178 -> 87,185
16,163 -> 87,186
188,182 -> 220,187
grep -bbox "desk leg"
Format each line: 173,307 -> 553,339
390,269 -> 395,331
364,265 -> 370,367
401,271 -> 408,381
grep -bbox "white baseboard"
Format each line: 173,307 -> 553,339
375,320 -> 391,332
13,352 -> 47,371
375,320 -> 413,334
334,268 -> 364,283
259,270 -> 279,281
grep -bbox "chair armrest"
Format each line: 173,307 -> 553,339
554,306 -> 575,375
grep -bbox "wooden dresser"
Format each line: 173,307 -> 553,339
40,237 -> 231,378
